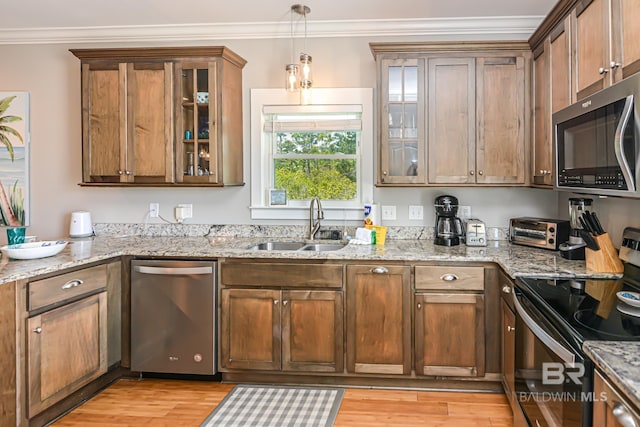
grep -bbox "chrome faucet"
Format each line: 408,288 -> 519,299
308,197 -> 324,240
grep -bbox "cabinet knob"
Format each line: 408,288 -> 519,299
371,266 -> 389,274
599,67 -> 609,75
610,61 -> 621,69
440,273 -> 458,281
33,327 -> 42,334
274,299 -> 279,305
478,170 -> 483,176
283,300 -> 288,306
470,170 -> 475,176
125,170 -> 132,175
417,303 -> 422,310
502,285 -> 512,294
118,170 -> 124,175
382,170 -> 388,176
507,326 -> 515,332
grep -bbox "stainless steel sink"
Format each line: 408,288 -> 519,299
299,243 -> 346,252
247,241 -> 346,252
247,242 -> 306,251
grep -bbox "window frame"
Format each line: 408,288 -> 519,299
250,88 -> 374,221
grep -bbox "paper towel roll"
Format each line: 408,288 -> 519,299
364,204 -> 380,226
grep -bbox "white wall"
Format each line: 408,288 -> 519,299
0,36 -> 562,241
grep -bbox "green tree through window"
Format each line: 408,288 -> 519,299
274,131 -> 358,200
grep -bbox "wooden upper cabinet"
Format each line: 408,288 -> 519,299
346,265 -> 411,375
475,56 -> 527,184
77,61 -> 173,184
550,17 -> 573,113
575,0 -> 610,98
574,0 -> 640,99
370,42 -> 530,187
427,58 -> 476,185
613,0 -> 640,80
71,47 -> 246,186
533,43 -> 553,187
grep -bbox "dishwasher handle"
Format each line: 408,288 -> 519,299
133,265 -> 213,276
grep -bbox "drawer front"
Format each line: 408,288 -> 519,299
415,266 -> 484,291
29,264 -> 107,311
221,262 -> 343,288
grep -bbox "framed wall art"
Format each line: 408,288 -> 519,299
0,92 -> 29,226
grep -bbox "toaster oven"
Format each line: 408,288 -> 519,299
509,217 -> 570,250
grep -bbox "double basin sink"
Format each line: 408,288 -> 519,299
247,241 -> 346,252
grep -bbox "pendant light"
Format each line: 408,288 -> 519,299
284,4 -> 312,99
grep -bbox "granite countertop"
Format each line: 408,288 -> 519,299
583,341 -> 640,408
0,235 -> 621,285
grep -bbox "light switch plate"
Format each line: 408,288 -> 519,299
381,205 -> 396,221
459,205 -> 471,219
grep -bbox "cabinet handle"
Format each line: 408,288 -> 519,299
274,299 -> 279,305
599,67 -> 609,75
507,326 -> 515,332
417,303 -> 422,310
470,170 -> 475,176
502,285 -> 512,294
478,170 -> 484,176
440,273 -> 458,281
612,402 -> 638,427
33,327 -> 42,334
61,279 -> 83,290
371,266 -> 389,274
610,61 -> 621,69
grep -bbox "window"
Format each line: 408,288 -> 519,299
250,88 -> 373,220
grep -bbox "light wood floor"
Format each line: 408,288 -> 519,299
53,378 -> 513,426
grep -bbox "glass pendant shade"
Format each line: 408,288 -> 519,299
285,64 -> 299,92
299,53 -> 312,89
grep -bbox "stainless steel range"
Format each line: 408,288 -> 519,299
513,227 -> 640,427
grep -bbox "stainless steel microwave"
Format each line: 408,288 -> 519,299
553,73 -> 640,198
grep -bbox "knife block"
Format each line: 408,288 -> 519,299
585,233 -> 624,273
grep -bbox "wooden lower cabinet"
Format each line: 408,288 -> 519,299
414,293 -> 484,377
593,369 -> 640,427
220,288 -> 343,373
346,265 -> 411,375
0,281 -> 17,427
27,292 -> 107,417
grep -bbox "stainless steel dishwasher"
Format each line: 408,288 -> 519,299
131,259 -> 216,375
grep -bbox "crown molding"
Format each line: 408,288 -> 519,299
0,16 -> 543,45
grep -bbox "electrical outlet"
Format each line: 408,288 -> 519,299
149,203 -> 159,218
408,205 -> 423,220
459,205 -> 472,219
174,204 -> 193,223
381,205 -> 396,221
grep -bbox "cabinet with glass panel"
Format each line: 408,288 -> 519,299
174,48 -> 246,186
370,42 -> 530,187
376,56 -> 425,184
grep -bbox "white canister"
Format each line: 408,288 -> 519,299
69,211 -> 93,238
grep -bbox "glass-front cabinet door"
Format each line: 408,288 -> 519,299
175,61 -> 218,184
379,58 -> 425,184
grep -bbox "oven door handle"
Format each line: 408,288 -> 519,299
513,292 -> 576,365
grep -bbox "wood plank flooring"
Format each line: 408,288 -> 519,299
52,378 -> 513,426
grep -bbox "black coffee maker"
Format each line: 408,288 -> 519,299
434,195 -> 464,246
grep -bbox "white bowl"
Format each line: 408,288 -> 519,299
616,291 -> 640,308
1,240 -> 68,260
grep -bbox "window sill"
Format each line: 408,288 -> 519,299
250,205 -> 364,221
